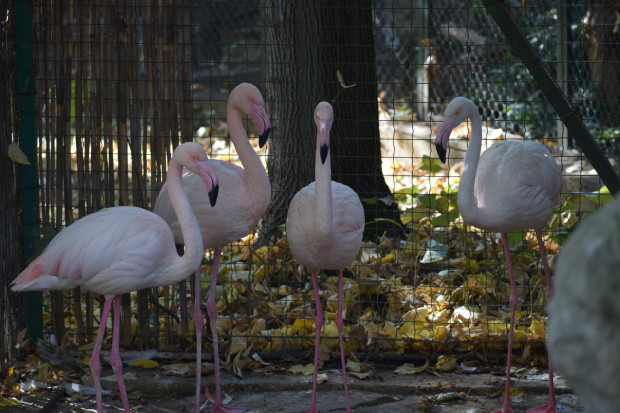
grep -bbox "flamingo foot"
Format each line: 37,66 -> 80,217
493,403 -> 515,413
306,407 -> 319,413
204,387 -> 247,413
526,404 -> 558,413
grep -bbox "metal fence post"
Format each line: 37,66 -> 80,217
15,0 -> 42,342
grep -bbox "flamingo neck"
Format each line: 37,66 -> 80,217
457,107 -> 483,220
227,104 -> 270,199
163,157 -> 205,282
314,141 -> 333,241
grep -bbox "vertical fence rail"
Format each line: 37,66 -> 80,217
15,0 -> 42,344
1,0 -> 21,368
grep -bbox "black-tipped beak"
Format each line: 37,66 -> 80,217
320,144 -> 329,164
435,142 -> 447,164
259,127 -> 270,148
208,184 -> 219,207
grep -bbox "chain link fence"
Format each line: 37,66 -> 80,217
2,0 -> 618,378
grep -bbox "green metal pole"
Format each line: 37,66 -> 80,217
15,0 -> 42,342
483,0 -> 620,195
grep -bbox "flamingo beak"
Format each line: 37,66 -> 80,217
207,183 -> 219,207
196,160 -> 219,207
320,144 -> 329,164
251,102 -> 272,148
435,116 -> 456,164
317,117 -> 332,164
435,141 -> 447,164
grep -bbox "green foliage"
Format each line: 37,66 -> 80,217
506,231 -> 525,248
420,155 -> 444,175
393,184 -> 420,205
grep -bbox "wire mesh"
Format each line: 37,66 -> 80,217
4,0 -> 619,376
0,0 -> 23,370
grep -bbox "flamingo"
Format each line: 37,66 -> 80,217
435,97 -> 561,413
154,83 -> 271,413
11,142 -> 219,413
286,102 -> 365,413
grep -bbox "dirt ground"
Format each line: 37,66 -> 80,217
8,362 -> 584,413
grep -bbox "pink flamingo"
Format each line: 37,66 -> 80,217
286,102 -> 365,413
154,83 -> 271,413
11,142 -> 219,413
435,97 -> 561,413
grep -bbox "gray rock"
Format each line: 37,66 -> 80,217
549,194 -> 620,413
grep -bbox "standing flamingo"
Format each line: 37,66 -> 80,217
435,97 -> 561,413
154,83 -> 271,413
286,101 -> 365,413
11,142 -> 219,413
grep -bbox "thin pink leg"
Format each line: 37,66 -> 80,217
90,297 -> 113,413
110,295 -> 130,413
205,248 -> 246,413
526,230 -> 558,413
336,270 -> 352,413
307,270 -> 322,413
494,233 -> 516,413
194,268 -> 203,413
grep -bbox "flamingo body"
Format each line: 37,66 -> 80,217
287,181 -> 364,270
436,96 -> 560,413
155,83 -> 271,249
156,158 -> 269,248
154,83 -> 271,413
286,102 -> 364,413
13,208 -> 179,295
12,142 -> 219,413
464,139 -> 560,232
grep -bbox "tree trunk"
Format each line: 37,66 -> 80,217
260,0 -> 403,242
583,0 -> 620,126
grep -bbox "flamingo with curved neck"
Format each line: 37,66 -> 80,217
12,142 -> 219,413
155,83 -> 271,413
436,96 -> 561,413
286,102 -> 365,413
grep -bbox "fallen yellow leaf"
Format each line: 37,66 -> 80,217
130,359 -> 159,369
287,364 -> 314,376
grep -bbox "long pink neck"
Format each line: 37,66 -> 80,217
314,136 -> 333,242
160,157 -> 204,283
227,103 -> 270,203
457,104 -> 483,221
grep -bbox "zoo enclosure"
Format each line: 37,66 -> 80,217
1,0 -> 619,370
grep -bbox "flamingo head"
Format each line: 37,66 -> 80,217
175,142 -> 219,207
314,101 -> 334,164
435,96 -> 473,163
230,83 -> 272,148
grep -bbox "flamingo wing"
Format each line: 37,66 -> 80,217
12,207 -> 177,296
473,140 -> 561,231
155,160 -> 266,249
286,182 -> 364,271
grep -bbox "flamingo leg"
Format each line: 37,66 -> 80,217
336,270 -> 352,413
205,248 -> 246,413
307,270 -> 322,413
526,230 -> 558,413
494,233 -> 517,413
90,297 -> 113,413
110,295 -> 131,413
194,268 -> 204,413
